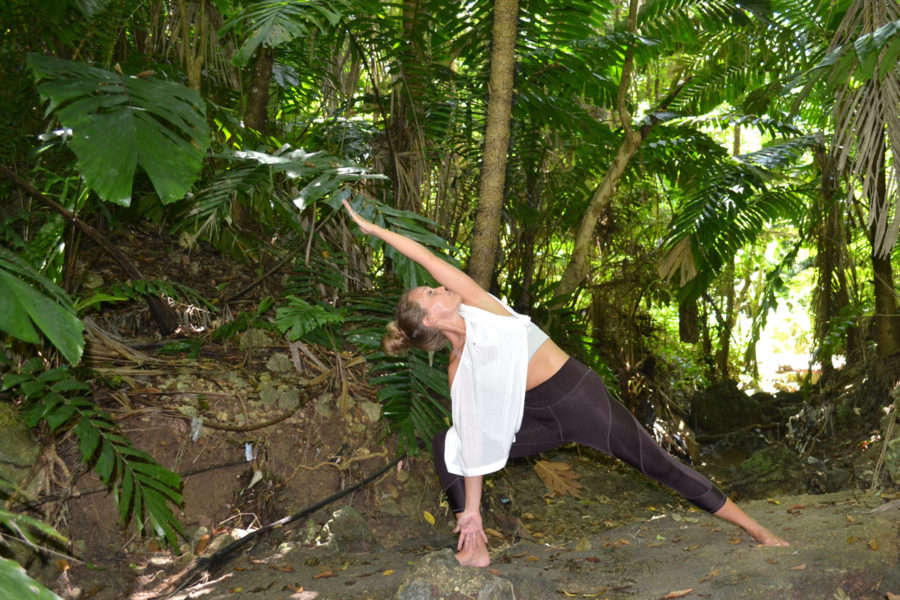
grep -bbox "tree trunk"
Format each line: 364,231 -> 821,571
553,0 -> 641,300
244,45 -> 274,133
176,0 -> 206,93
715,257 -> 735,378
468,0 -> 518,288
870,133 -> 900,357
812,143 -> 858,372
679,299 -> 699,343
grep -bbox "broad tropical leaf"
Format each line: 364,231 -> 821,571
0,557 -> 62,600
0,248 -> 84,365
26,54 -> 209,206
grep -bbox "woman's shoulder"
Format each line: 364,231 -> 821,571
462,294 -> 514,317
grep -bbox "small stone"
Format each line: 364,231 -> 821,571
266,352 -> 293,374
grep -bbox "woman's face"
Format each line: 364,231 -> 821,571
408,286 -> 460,326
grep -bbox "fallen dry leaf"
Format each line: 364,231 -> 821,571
524,555 -> 540,562
845,514 -> 855,523
485,527 -> 504,539
382,569 -> 394,576
765,558 -> 778,564
269,564 -> 293,572
791,563 -> 806,570
489,569 -> 501,576
534,460 -> 583,498
661,589 -> 694,599
314,568 -> 336,579
728,537 -> 742,544
423,511 -> 435,526
787,504 -> 805,514
699,569 -> 719,583
868,539 -> 879,551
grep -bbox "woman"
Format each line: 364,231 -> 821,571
343,200 -> 788,567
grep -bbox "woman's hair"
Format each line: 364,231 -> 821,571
381,291 -> 447,355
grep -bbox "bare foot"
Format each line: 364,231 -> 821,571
713,498 -> 789,547
455,538 -> 490,567
749,525 -> 790,547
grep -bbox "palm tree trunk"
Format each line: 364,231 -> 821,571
468,0 -> 518,288
244,45 -> 274,133
870,134 -> 900,357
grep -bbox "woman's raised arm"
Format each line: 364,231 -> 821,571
343,200 -> 491,307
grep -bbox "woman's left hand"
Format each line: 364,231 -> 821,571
453,510 -> 488,551
342,199 -> 379,236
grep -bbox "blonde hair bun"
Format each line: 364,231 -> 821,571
382,320 -> 412,355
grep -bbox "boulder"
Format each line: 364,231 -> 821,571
316,506 -> 380,553
0,403 -> 40,488
395,549 -> 515,600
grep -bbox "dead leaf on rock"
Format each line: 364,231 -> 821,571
699,569 -> 719,583
868,539 -> 879,551
728,537 -> 742,544
661,588 -> 694,598
485,527 -> 504,539
787,504 -> 805,514
314,568 -> 336,579
534,460 -> 583,498
791,563 -> 806,570
269,564 -> 293,572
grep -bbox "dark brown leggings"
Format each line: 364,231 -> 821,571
432,357 -> 726,514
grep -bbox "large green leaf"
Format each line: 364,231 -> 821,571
0,269 -> 84,366
0,557 -> 62,600
26,54 -> 209,206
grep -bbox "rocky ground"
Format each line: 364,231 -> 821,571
11,228 -> 900,600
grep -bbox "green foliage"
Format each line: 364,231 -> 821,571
0,247 -> 84,365
26,54 -> 210,206
0,506 -> 68,549
276,296 -> 344,341
659,135 -> 817,302
104,279 -> 217,313
0,557 -> 62,600
2,360 -> 184,548
221,0 -> 354,67
212,297 -> 277,341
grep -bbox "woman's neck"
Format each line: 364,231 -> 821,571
438,315 -> 466,355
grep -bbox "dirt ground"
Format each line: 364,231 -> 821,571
52,407 -> 900,600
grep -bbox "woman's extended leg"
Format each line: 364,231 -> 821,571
523,358 -> 788,546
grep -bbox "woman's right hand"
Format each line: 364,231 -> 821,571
342,199 -> 379,236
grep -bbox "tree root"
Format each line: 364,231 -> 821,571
148,454 -> 404,598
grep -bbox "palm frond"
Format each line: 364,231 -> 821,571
659,136 -> 817,300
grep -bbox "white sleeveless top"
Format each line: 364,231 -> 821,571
443,300 -> 531,477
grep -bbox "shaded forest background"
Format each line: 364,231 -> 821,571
1,0 -> 899,596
